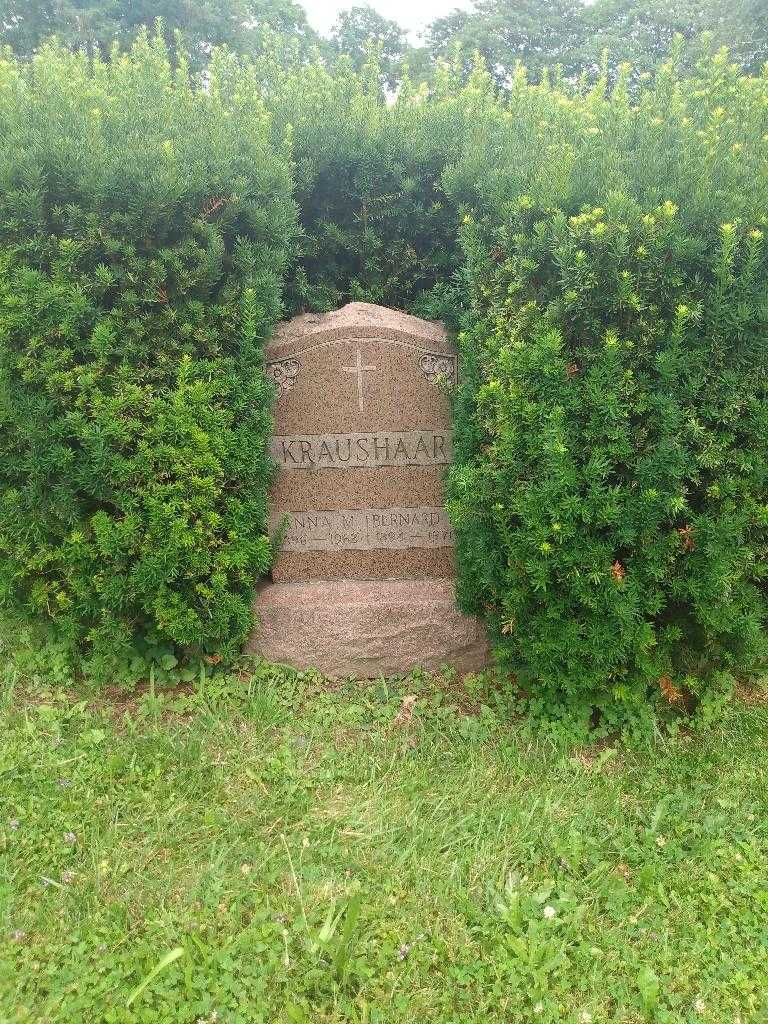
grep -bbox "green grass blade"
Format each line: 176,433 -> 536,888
334,889 -> 363,978
125,946 -> 184,1008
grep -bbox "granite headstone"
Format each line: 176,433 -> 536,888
247,302 -> 489,677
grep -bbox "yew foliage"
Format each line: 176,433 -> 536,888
0,37 -> 296,675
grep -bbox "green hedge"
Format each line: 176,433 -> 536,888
447,56 -> 768,727
253,52 -> 496,316
0,37 -> 297,677
1,34 -> 766,723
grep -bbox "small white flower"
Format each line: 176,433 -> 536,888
8,819 -> 19,830
533,1003 -> 544,1015
655,835 -> 666,847
694,997 -> 706,1013
63,831 -> 77,844
543,905 -> 557,919
580,1013 -> 593,1024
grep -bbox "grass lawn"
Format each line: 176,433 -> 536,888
1,662 -> 767,1023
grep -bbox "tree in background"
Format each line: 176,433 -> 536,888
577,0 -> 765,78
721,0 -> 768,75
328,4 -> 408,90
326,4 -> 443,93
0,0 -> 319,68
576,0 -> 712,77
426,0 -> 767,82
3,0 -> 765,88
427,0 -> 586,83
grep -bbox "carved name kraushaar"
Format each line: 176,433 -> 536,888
272,429 -> 452,469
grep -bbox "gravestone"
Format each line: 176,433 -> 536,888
247,302 -> 489,677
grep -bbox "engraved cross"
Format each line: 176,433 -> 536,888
342,347 -> 377,412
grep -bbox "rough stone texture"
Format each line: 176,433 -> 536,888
265,301 -> 457,583
247,579 -> 490,679
248,302 -> 490,677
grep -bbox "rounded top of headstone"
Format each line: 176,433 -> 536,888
269,302 -> 450,358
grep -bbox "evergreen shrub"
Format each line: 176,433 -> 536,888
254,51 -> 497,315
0,36 -> 297,677
447,55 -> 768,727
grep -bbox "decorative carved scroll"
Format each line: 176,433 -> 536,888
419,353 -> 457,387
266,358 -> 300,396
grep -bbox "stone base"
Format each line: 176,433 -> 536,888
246,579 -> 489,679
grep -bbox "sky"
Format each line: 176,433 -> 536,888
301,0 -> 475,41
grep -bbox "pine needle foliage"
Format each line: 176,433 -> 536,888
446,54 -> 768,727
252,50 -> 497,316
0,35 -> 297,677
